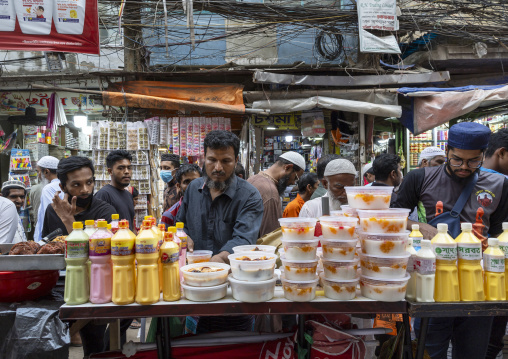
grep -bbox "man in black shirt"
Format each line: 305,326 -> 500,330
95,150 -> 135,231
371,153 -> 402,205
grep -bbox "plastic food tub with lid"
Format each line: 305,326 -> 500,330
359,251 -> 410,279
345,186 -> 394,210
321,258 -> 359,280
359,274 -> 410,302
181,282 -> 228,302
281,238 -> 319,261
321,238 -> 357,260
358,231 -> 410,256
340,205 -> 359,219
232,245 -> 276,254
278,218 -> 317,241
320,273 -> 359,300
228,274 -> 276,302
180,262 -> 230,287
357,209 -> 411,234
281,275 -> 318,302
228,253 -> 276,281
319,216 -> 358,240
186,250 -> 213,264
280,257 -> 318,281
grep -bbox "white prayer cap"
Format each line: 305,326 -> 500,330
37,156 -> 59,169
324,159 -> 357,177
1,180 -> 26,191
279,151 -> 306,171
362,162 -> 373,177
419,147 -> 445,163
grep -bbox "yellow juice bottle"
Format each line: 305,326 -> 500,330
497,223 -> 508,299
410,224 -> 423,251
431,223 -> 459,302
135,220 -> 160,305
455,223 -> 484,301
160,230 -> 181,301
484,238 -> 506,301
158,224 -> 166,293
111,219 -> 136,305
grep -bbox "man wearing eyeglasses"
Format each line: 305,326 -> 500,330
393,122 -> 508,359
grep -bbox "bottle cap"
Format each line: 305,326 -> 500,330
112,214 -> 119,220
412,224 -> 419,231
461,222 -> 472,230
97,220 -> 107,228
73,222 -> 83,229
176,222 -> 184,229
437,223 -> 448,231
503,222 -> 508,231
164,231 -> 174,241
488,238 -> 499,247
169,226 -> 177,234
144,216 -> 152,221
158,224 -> 165,231
107,224 -> 112,230
85,220 -> 94,226
142,220 -> 151,228
118,220 -> 129,229
421,239 -> 431,248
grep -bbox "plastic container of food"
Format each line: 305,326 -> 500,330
280,257 -> 318,281
359,251 -> 410,279
228,253 -> 276,282
279,218 -> 317,241
345,186 -> 393,210
181,282 -> 228,302
357,209 -> 410,234
360,274 -> 410,302
232,245 -> 276,254
330,211 -> 342,217
228,274 -> 276,302
319,216 -> 358,240
180,262 -> 230,287
322,258 -> 359,280
358,231 -> 410,256
321,239 -> 357,260
320,273 -> 359,301
341,205 -> 359,219
281,276 -> 318,302
186,250 -> 213,264
281,238 -> 319,260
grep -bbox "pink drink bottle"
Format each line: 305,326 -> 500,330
89,220 -> 113,303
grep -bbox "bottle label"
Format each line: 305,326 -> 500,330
136,239 -> 158,254
66,240 -> 89,258
415,257 -> 436,275
111,240 -> 135,256
457,243 -> 482,260
432,244 -> 457,260
411,236 -> 422,250
499,245 -> 508,258
407,255 -> 416,273
484,254 -> 505,273
161,252 -> 179,264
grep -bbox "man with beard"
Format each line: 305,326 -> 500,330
393,122 -> 508,359
299,159 -> 357,218
311,154 -> 340,199
248,151 -> 305,237
95,150 -> 135,231
371,154 -> 402,204
33,156 -> 61,241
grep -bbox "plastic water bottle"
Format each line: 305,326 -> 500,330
415,240 -> 436,302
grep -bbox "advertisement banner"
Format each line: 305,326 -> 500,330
0,0 -> 99,55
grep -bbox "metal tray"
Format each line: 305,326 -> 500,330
0,244 -> 66,271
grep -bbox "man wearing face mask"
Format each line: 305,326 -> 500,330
33,156 -> 61,242
41,156 -> 116,237
160,153 -> 181,212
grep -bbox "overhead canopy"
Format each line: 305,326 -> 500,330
104,81 -> 245,114
251,96 -> 402,118
398,84 -> 508,134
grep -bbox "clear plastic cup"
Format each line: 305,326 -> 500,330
322,258 -> 359,280
181,282 -> 228,302
228,253 -> 276,282
320,273 -> 359,300
321,238 -> 357,260
341,205 -> 358,219
357,209 -> 410,233
186,250 -> 213,264
279,218 -> 317,241
281,238 -> 319,260
345,186 -> 394,210
228,274 -> 276,302
319,216 -> 358,240
360,274 -> 410,302
358,231 -> 410,256
232,245 -> 277,254
180,262 -> 230,287
280,257 -> 318,281
281,275 -> 318,302
359,251 -> 410,279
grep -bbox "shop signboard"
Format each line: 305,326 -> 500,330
252,113 -> 300,130
357,0 -> 401,54
0,0 -> 99,55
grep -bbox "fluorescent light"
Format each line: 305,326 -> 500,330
74,115 -> 88,128
266,126 -> 277,130
285,135 -> 293,142
313,137 -> 323,141
82,126 -> 92,135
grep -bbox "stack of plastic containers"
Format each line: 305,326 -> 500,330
346,186 -> 411,302
278,218 -> 319,301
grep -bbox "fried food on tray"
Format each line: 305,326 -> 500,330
37,241 -> 65,254
52,236 -> 67,243
9,242 -> 39,255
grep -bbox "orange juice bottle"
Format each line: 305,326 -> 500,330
497,223 -> 508,299
455,223 -> 484,301
111,219 -> 136,305
135,220 -> 160,305
160,230 -> 181,301
483,238 -> 506,301
431,223 -> 459,302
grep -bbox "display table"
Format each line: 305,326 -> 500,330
60,288 -> 412,359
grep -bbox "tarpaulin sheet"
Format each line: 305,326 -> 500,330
399,84 -> 508,135
252,96 -> 402,118
104,81 -> 245,114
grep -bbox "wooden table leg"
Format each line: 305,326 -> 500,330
109,319 -> 121,351
69,319 -> 90,337
415,317 -> 429,359
403,314 -> 413,359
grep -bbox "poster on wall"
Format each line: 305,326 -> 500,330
0,0 -> 99,55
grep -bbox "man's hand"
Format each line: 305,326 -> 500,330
51,192 -> 76,234
187,235 -> 194,252
210,251 -> 230,264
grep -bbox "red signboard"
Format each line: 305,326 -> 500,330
0,0 -> 99,55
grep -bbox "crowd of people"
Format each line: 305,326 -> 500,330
1,124 -> 508,358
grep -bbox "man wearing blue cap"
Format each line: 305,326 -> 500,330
393,122 -> 508,359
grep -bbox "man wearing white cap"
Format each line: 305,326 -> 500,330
299,159 -> 356,218
418,146 -> 446,168
33,156 -> 63,242
248,151 -> 305,237
1,180 -> 27,243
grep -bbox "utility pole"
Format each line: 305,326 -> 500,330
123,0 -> 143,73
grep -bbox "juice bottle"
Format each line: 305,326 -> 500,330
111,219 -> 136,305
110,214 -> 120,234
405,238 -> 418,301
84,219 -> 96,282
176,222 -> 188,268
431,223 -> 459,302
160,230 -> 181,302
409,224 -> 423,251
89,220 -> 113,304
483,238 -> 506,301
158,223 -> 166,293
415,240 -> 436,302
64,222 -> 90,305
455,223 -> 484,301
135,220 -> 160,305
497,223 -> 508,299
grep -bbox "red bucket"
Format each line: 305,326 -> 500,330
0,270 -> 59,302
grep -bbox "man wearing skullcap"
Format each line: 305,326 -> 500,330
299,159 -> 356,219
248,151 -> 305,236
393,122 -> 508,359
362,162 -> 375,185
1,180 -> 27,243
311,154 -> 340,199
418,146 -> 446,168
33,156 -> 62,242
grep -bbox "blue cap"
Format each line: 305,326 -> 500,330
448,122 -> 491,150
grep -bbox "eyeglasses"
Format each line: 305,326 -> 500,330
447,156 -> 483,169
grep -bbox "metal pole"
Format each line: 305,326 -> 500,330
403,314 -> 413,359
416,317 -> 429,359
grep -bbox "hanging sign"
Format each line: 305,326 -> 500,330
0,0 -> 99,55
357,0 -> 401,54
